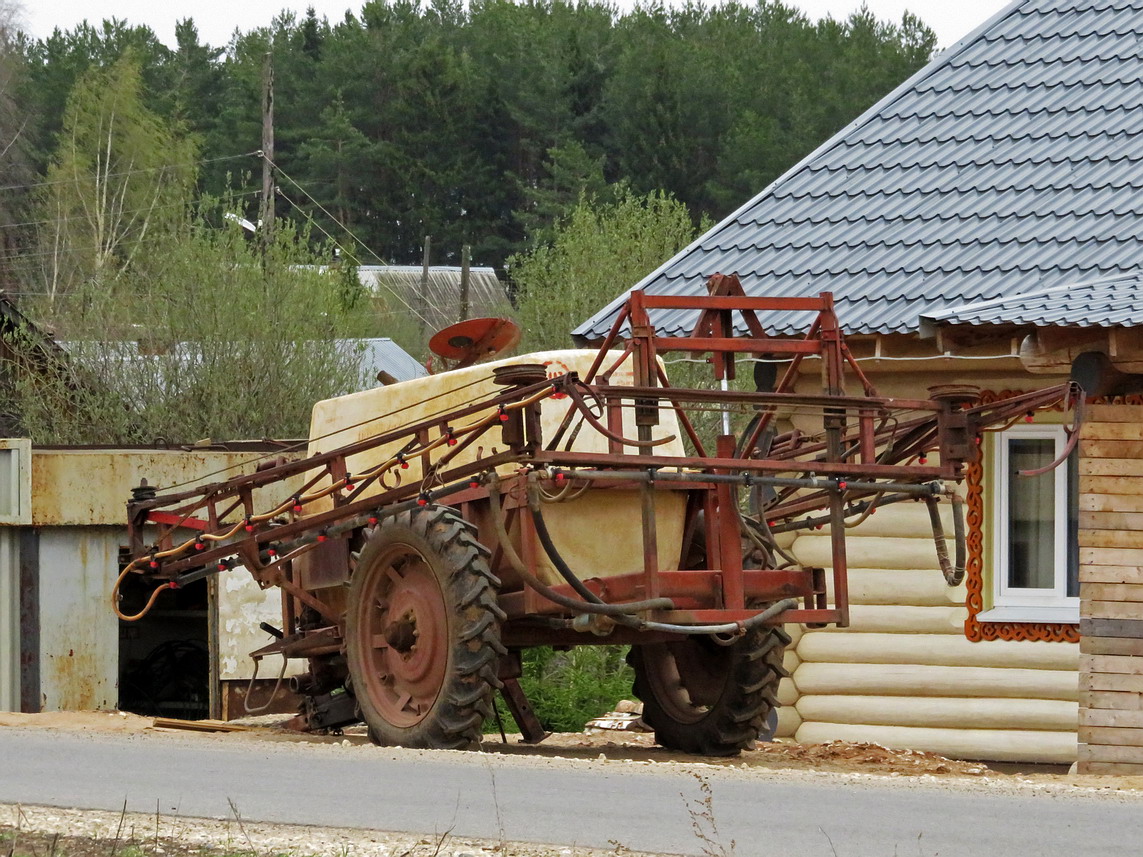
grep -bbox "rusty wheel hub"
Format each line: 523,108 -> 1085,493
356,548 -> 448,728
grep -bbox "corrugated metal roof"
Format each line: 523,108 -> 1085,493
358,266 -> 512,335
344,338 -> 428,383
921,270 -> 1143,329
573,0 -> 1143,341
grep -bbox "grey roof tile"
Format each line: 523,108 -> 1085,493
922,270 -> 1143,327
574,0 -> 1143,340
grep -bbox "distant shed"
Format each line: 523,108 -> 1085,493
357,265 -> 511,334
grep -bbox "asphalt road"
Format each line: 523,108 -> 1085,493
1,728 -> 1140,856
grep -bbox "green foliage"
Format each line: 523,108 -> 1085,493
16,0 -> 937,272
495,645 -> 634,734
7,213 -> 367,445
36,54 -> 198,301
510,189 -> 704,351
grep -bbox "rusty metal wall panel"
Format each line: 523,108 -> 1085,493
0,529 -> 17,710
37,528 -> 119,711
218,571 -> 304,682
30,449 -> 302,527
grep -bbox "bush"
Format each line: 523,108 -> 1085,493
492,645 -> 634,735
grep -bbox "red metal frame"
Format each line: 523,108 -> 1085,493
117,277 -> 1077,660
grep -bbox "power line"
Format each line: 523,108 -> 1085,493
0,151 -> 260,194
0,187 -> 261,232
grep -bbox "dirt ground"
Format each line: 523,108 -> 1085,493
3,710 -> 1142,857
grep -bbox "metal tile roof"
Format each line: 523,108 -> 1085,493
920,270 -> 1143,328
358,265 -> 511,335
573,0 -> 1143,341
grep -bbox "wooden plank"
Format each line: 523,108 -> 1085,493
1080,493 -> 1143,513
1080,511 -> 1143,531
1079,439 -> 1143,460
1078,761 -> 1143,774
1080,708 -> 1143,728
1080,584 -> 1143,603
1081,547 -> 1143,566
152,717 -> 247,733
1082,672 -> 1143,693
1079,423 -> 1143,441
1080,618 -> 1143,639
1078,476 -> 1143,498
1078,530 -> 1143,550
1081,635 -> 1143,656
1080,653 -> 1143,675
1079,725 -> 1143,746
1076,742 -> 1143,763
1074,763 -> 1143,777
1080,689 -> 1143,710
1080,567 -> 1143,585
1085,406 -> 1143,423
1081,458 -> 1143,477
1081,600 -> 1143,620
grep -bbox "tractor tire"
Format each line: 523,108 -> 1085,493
628,625 -> 790,756
345,506 -> 505,750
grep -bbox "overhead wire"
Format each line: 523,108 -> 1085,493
0,151 -> 261,194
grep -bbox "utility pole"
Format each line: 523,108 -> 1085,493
259,51 -> 275,256
459,244 -> 471,322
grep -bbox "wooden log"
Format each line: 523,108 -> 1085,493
1078,724 -> 1143,746
1079,567 -> 1143,586
1079,494 -> 1143,513
795,722 -> 1076,764
1081,672 -> 1143,693
838,568 -> 964,607
810,605 -> 969,635
1080,511 -> 1143,532
1080,635 -> 1143,656
796,694 -> 1077,731
1080,653 -> 1143,675
1079,689 -> 1143,711
1080,582 -> 1143,603
793,535 -> 952,573
1081,600 -> 1143,620
1081,708 -> 1143,728
774,704 -> 801,738
777,676 -> 798,707
796,632 -> 1078,670
1080,618 -> 1143,639
792,662 -> 1078,700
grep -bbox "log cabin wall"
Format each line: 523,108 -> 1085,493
1078,404 -> 1143,774
774,366 -> 1080,763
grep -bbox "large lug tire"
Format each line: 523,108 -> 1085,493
628,625 -> 791,756
345,506 -> 506,750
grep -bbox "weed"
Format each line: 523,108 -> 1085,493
683,774 -> 735,857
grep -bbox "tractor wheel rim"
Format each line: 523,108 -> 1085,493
357,544 -> 448,728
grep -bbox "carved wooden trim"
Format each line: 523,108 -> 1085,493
963,389 -> 1079,643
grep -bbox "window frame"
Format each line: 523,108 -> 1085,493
978,423 -> 1079,625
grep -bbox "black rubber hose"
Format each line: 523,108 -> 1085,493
526,477 -> 799,636
927,493 -> 966,586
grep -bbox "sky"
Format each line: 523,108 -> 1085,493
21,0 -> 1011,52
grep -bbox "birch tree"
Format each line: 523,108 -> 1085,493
37,54 -> 196,303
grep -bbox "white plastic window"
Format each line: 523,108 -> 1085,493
981,424 -> 1078,623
